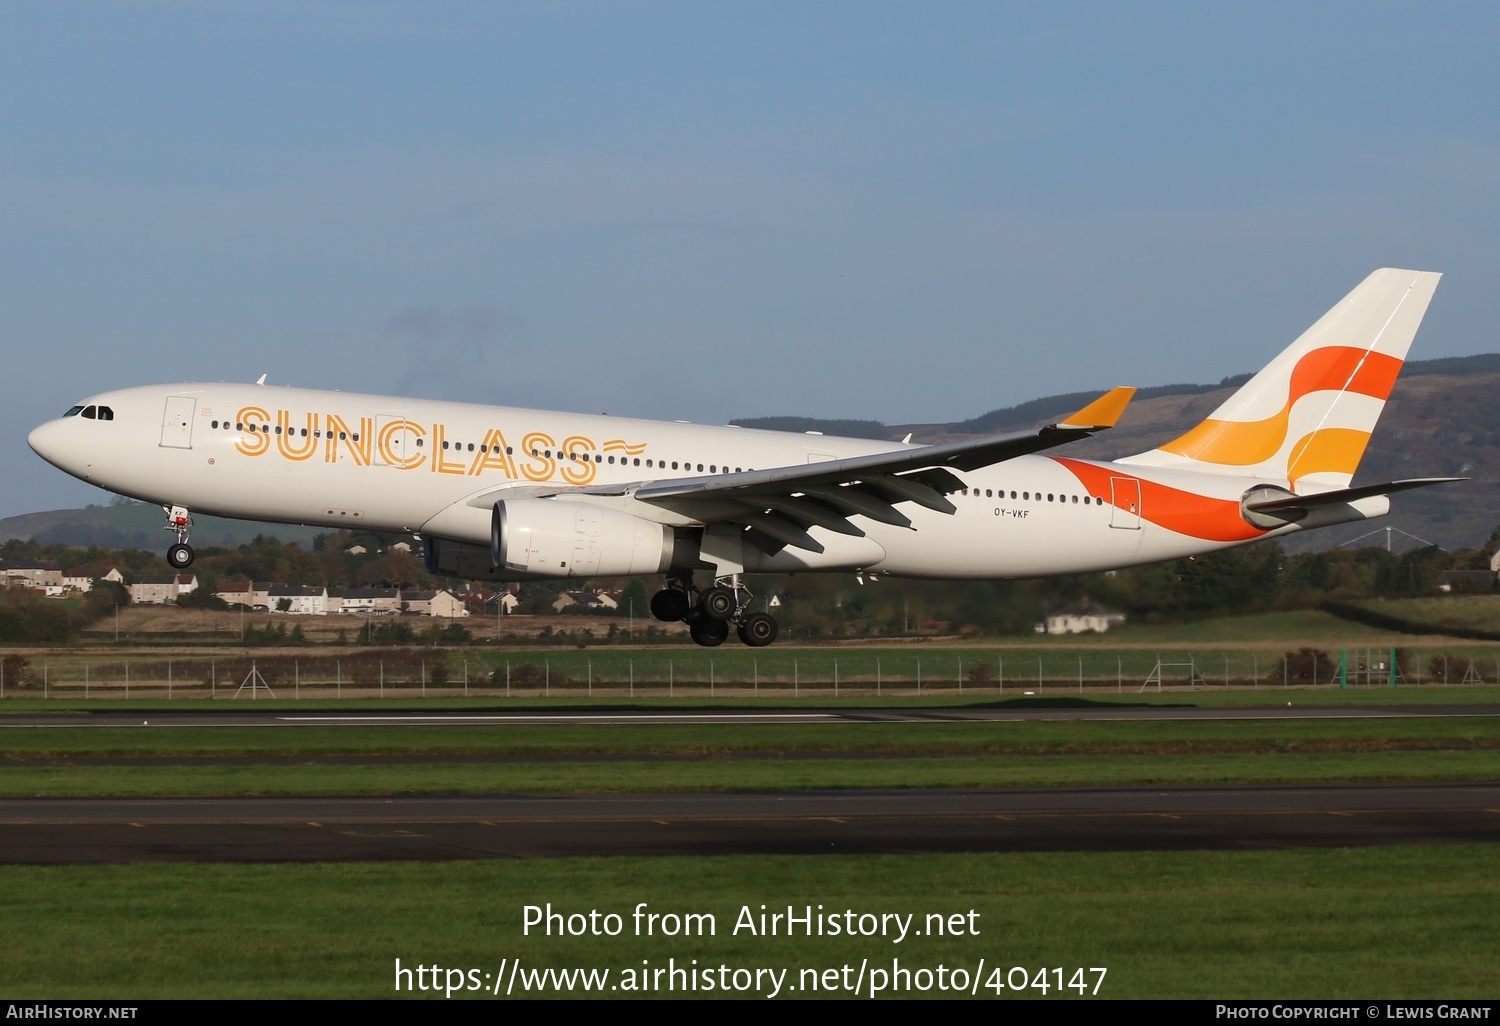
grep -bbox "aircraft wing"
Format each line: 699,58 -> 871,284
584,386 -> 1135,554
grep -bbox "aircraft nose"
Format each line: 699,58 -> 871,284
28,419 -> 72,472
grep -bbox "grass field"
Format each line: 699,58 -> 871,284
3,847 -> 1497,998
6,749 -> 1499,797
1,702 -> 1496,795
3,683 -> 1497,999
1351,595 -> 1500,635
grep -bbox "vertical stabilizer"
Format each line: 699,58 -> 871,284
1118,268 -> 1441,490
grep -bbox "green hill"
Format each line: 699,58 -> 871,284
0,503 -> 323,550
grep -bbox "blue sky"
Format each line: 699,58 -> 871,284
4,2 -> 1498,518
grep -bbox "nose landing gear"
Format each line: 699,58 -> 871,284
650,574 -> 779,647
163,505 -> 195,569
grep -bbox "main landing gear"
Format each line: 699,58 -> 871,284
162,505 -> 195,570
650,574 -> 779,648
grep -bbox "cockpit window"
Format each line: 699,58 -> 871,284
81,406 -> 97,420
64,406 -> 84,417
98,406 -> 113,421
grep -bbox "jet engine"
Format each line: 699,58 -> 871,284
491,498 -> 690,578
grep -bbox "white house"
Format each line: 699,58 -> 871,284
129,574 -> 199,605
337,587 -> 403,615
62,566 -> 122,593
401,589 -> 468,617
2,560 -> 63,590
267,584 -> 328,615
1045,601 -> 1127,635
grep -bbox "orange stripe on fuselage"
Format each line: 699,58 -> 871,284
1052,457 -> 1266,543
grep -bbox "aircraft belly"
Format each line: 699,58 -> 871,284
870,502 -> 1153,578
174,447 -> 455,530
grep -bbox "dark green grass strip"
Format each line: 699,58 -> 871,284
3,749 -> 1497,796
1,716 -> 1497,760
3,847 -> 1497,998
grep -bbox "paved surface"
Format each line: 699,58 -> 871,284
4,783 -> 1498,863
5,703 -> 1495,863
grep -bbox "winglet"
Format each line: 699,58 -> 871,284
1057,386 -> 1135,430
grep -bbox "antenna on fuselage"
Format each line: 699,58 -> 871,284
255,374 -> 267,385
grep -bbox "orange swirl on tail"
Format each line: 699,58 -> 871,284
1157,346 -> 1400,471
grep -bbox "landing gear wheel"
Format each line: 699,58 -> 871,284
737,612 -> 778,648
689,617 -> 729,648
650,588 -> 690,622
167,543 -> 195,570
698,586 -> 736,621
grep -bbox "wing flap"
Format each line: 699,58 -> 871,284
741,512 -> 826,553
757,496 -> 867,537
800,485 -> 913,528
863,472 -> 958,514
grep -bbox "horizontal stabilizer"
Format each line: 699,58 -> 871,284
1245,477 -> 1464,514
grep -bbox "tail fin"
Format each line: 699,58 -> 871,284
1118,268 -> 1441,491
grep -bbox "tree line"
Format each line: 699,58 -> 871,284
0,523 -> 1495,644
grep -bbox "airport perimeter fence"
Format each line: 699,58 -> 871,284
3,645 -> 1500,699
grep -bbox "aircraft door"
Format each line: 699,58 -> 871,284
159,396 -> 196,449
1109,477 -> 1142,530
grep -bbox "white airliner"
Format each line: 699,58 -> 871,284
28,268 -> 1457,647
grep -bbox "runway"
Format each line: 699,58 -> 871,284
4,783 -> 1498,863
3,702 -> 1499,729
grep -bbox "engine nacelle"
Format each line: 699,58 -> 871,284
425,536 -> 543,582
492,498 -> 682,578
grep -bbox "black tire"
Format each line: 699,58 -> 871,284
737,612 -> 778,648
689,617 -> 729,647
698,586 -> 736,621
650,588 -> 690,622
167,543 -> 195,570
